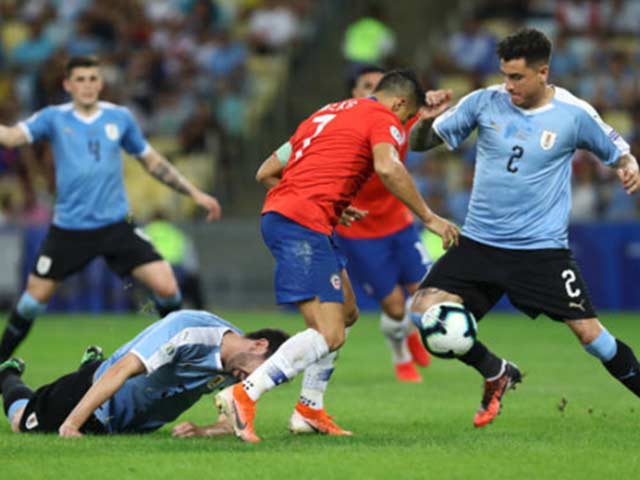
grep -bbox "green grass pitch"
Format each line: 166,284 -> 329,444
1,311 -> 638,480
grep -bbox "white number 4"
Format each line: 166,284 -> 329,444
561,269 -> 581,298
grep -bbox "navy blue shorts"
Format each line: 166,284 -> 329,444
261,212 -> 346,305
335,225 -> 431,301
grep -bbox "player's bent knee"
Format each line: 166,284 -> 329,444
345,305 -> 359,327
411,288 -> 462,314
319,327 -> 346,351
566,317 -> 603,345
10,407 -> 25,433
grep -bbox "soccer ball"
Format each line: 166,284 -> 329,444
417,302 -> 477,358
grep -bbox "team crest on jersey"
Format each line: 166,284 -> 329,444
105,123 -> 119,141
390,125 -> 406,145
25,412 -> 39,430
540,130 -> 557,150
330,274 -> 341,290
36,255 -> 52,275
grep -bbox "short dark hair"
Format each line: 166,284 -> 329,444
245,328 -> 290,358
497,28 -> 552,66
347,64 -> 385,94
65,55 -> 100,77
374,69 -> 425,108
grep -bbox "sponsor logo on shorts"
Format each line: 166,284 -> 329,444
568,299 -> 586,312
36,255 -> 52,275
105,123 -> 120,141
330,274 -> 341,290
25,412 -> 39,430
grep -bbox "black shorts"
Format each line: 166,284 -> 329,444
19,360 -> 107,434
32,220 -> 162,281
421,236 -> 596,322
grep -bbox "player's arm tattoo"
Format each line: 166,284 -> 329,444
138,150 -> 193,195
409,119 -> 443,152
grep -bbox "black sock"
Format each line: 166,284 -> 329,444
458,341 -> 504,379
0,309 -> 34,362
155,300 -> 182,318
1,372 -> 33,415
603,339 -> 640,397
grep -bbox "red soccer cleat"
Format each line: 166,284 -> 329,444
407,330 -> 431,367
289,402 -> 353,436
473,362 -> 522,428
215,383 -> 260,442
395,360 -> 422,383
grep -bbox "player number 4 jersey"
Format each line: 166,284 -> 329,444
262,98 -> 406,235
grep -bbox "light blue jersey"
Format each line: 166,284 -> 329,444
93,310 -> 240,433
433,85 -> 630,249
19,102 -> 149,229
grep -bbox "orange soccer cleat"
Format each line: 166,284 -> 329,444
215,383 -> 260,442
394,360 -> 422,383
473,362 -> 522,428
289,402 -> 353,436
407,330 -> 431,367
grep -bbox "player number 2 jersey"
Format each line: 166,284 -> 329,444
262,98 -> 406,235
433,84 -> 630,249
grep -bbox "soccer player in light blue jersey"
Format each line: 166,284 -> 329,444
0,56 -> 222,362
408,28 -> 640,427
0,310 -> 288,437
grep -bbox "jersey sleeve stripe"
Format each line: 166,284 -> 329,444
136,143 -> 151,158
17,122 -> 33,143
431,121 -> 454,151
555,88 -> 631,161
129,349 -> 153,375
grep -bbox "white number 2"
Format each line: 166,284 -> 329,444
561,269 -> 581,298
294,114 -> 336,161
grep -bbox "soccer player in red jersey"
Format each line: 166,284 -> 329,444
215,70 -> 459,442
335,66 -> 434,383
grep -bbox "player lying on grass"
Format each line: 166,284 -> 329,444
409,28 -> 640,428
0,310 -> 288,437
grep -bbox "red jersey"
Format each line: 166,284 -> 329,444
335,115 -> 420,239
262,98 -> 405,235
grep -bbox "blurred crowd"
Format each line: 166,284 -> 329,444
0,0 -> 319,226
344,0 -> 640,223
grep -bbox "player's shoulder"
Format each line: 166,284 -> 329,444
163,310 -> 241,334
99,101 -> 136,120
34,102 -> 73,118
465,83 -> 506,105
552,86 -> 600,119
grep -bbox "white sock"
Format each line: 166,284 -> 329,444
243,328 -> 329,401
299,326 -> 351,410
380,311 -> 412,364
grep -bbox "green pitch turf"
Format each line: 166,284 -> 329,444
1,311 -> 639,480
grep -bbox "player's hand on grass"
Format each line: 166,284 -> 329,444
418,89 -> 453,121
59,423 -> 83,437
339,206 -> 368,227
172,414 -> 233,438
616,155 -> 640,194
423,214 -> 460,249
193,191 -> 222,222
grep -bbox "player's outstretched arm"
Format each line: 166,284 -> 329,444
137,147 -> 222,221
255,153 -> 284,189
172,413 -> 233,438
373,143 -> 459,248
614,153 -> 640,194
0,125 -> 29,148
59,353 -> 145,437
409,89 -> 453,151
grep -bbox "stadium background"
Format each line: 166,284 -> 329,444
0,0 -> 638,312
